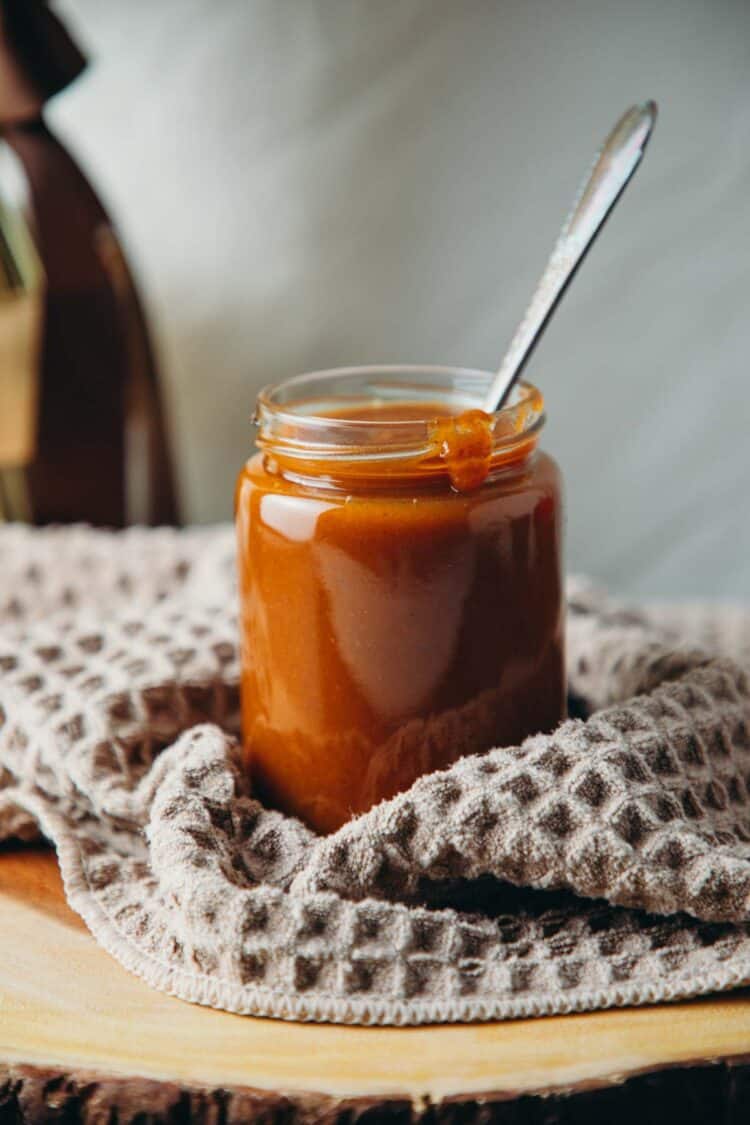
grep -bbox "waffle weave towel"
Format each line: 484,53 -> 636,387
2,523 -> 750,1025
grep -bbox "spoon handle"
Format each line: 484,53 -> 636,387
482,100 -> 657,414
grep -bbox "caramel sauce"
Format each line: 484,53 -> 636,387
326,400 -> 496,492
433,408 -> 494,491
236,395 -> 564,834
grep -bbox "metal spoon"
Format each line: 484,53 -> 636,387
482,100 -> 657,414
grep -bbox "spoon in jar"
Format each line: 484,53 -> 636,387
482,100 -> 657,414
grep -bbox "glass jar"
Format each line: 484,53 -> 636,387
236,366 -> 565,833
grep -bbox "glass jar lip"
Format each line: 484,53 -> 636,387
255,365 -> 545,464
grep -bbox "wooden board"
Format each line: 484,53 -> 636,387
2,847 -> 750,1121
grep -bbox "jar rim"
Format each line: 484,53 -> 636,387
255,365 -> 545,466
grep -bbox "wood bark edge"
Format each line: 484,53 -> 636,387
4,1057 -> 750,1122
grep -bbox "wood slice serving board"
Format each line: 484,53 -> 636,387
2,847 -> 750,1122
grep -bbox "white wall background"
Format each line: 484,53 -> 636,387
49,0 -> 750,598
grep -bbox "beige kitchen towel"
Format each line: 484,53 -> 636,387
2,523 -> 750,1025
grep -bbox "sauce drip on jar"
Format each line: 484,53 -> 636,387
326,401 -> 496,492
432,408 -> 494,491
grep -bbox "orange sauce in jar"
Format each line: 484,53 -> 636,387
236,367 -> 565,833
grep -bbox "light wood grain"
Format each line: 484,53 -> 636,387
2,847 -> 750,1104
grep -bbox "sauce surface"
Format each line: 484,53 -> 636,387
236,398 -> 564,834
328,400 -> 459,421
